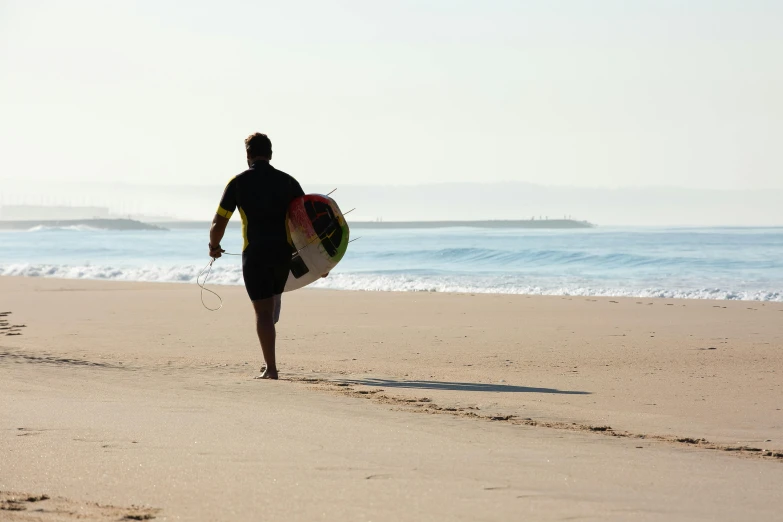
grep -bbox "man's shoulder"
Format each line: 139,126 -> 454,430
236,164 -> 301,188
233,168 -> 253,180
270,165 -> 298,182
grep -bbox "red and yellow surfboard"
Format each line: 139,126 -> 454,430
284,194 -> 350,292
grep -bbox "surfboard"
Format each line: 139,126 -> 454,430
284,194 -> 350,292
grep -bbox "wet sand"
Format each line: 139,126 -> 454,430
1,276 -> 782,521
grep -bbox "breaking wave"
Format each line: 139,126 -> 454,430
1,263 -> 780,302
26,225 -> 102,232
351,246 -> 781,271
309,273 -> 783,301
0,263 -> 244,285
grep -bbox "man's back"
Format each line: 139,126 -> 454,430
218,162 -> 304,262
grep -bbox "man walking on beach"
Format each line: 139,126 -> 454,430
208,133 -> 304,380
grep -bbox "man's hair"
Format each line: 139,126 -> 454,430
245,133 -> 272,158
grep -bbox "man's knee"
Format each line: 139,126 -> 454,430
252,297 -> 276,320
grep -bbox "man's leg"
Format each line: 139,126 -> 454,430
252,297 -> 278,379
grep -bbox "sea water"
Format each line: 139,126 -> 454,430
1,226 -> 781,302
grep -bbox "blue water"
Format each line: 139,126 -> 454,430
1,226 -> 782,301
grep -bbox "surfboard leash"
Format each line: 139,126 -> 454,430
197,252 -> 240,312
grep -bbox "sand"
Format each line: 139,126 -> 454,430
1,276 -> 782,521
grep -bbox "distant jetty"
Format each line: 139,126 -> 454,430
0,219 -> 167,231
153,219 -> 595,230
349,219 -> 595,229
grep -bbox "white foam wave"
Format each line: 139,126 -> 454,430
310,273 -> 783,302
0,263 -> 244,285
26,225 -> 102,232
1,264 -> 781,302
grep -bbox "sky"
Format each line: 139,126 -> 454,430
1,0 -> 782,198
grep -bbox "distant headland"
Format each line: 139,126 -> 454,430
0,219 -> 167,231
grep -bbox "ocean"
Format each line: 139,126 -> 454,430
1,226 -> 782,302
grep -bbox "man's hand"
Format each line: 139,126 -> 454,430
209,244 -> 225,259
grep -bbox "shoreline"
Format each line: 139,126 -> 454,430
1,273 -> 781,303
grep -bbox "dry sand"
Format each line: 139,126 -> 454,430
1,276 -> 782,521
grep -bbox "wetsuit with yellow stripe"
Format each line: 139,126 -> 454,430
217,161 -> 304,301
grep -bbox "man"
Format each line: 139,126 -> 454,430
209,133 -> 304,380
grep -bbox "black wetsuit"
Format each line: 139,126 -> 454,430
217,162 -> 304,301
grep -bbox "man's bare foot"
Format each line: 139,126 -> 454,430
254,367 -> 278,380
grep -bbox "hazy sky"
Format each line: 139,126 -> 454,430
1,0 -> 781,191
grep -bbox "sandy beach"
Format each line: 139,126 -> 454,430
1,275 -> 782,521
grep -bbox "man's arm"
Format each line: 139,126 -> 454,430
210,177 -> 238,258
209,214 -> 229,258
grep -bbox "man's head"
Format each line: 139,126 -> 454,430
245,133 -> 272,165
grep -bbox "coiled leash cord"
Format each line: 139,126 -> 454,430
197,253 -> 241,311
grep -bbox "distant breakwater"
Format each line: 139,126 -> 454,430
155,219 -> 595,230
347,219 -> 594,229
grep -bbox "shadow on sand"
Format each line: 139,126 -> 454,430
337,378 -> 590,395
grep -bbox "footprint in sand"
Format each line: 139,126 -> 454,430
0,312 -> 26,336
0,491 -> 159,520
